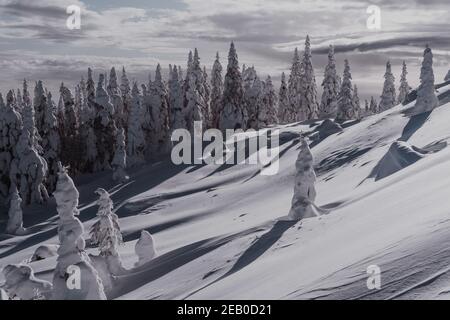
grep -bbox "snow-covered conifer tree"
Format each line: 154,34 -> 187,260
277,72 -> 290,124
90,188 -> 123,275
169,65 -> 186,130
287,48 -> 302,123
370,96 -> 378,114
21,80 -> 41,153
33,81 -> 47,136
288,138 -> 317,221
219,42 -> 247,131
319,45 -> 340,118
243,66 -> 263,129
397,61 -> 412,105
414,45 -> 439,114
79,76 -> 97,173
15,89 -> 23,113
6,184 -> 25,235
379,61 -> 396,112
261,75 -> 278,126
112,128 -> 129,183
127,83 -> 146,166
108,67 -> 125,129
210,52 -> 223,129
134,230 -> 156,267
120,67 -> 132,133
52,164 -> 106,300
298,35 -> 319,120
336,59 -> 356,122
352,84 -> 361,120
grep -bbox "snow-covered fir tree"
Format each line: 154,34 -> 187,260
352,84 -> 361,120
298,35 -> 319,121
134,230 -> 157,267
6,183 -> 25,235
219,42 -> 247,131
169,65 -> 186,130
287,47 -> 302,123
261,75 -> 278,126
288,138 -> 317,221
379,61 -> 396,112
108,67 -> 125,131
52,163 -> 106,300
243,66 -> 263,129
203,66 -> 211,127
94,73 -> 117,171
127,82 -> 146,167
111,127 -> 129,183
414,45 -> 439,114
319,45 -> 340,118
33,81 -> 47,137
277,72 -> 290,124
90,188 -> 124,275
120,67 -> 132,134
210,52 -> 223,129
397,61 -> 412,105
336,59 -> 356,122
370,96 -> 378,114
21,80 -> 41,153
79,75 -> 98,173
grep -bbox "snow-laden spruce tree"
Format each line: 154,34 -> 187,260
277,72 -> 290,124
112,128 -> 129,183
219,42 -> 247,131
288,138 -> 317,221
261,75 -> 278,126
352,85 -> 361,120
94,73 -> 117,171
0,91 -> 23,199
147,64 -> 171,157
120,67 -> 132,133
210,52 -> 223,129
108,67 -> 125,130
79,76 -> 98,173
336,59 -> 356,122
397,61 -> 412,105
40,92 -> 61,193
21,80 -> 42,153
370,96 -> 378,114
52,163 -> 106,300
33,81 -> 47,138
134,230 -> 156,267
413,45 -> 439,115
287,47 -> 302,123
243,66 -> 263,129
90,188 -> 123,274
15,89 -> 23,113
10,129 -> 48,205
319,45 -> 340,119
379,61 -> 396,112
169,65 -> 186,130
6,183 -> 25,235
298,35 -> 319,121
203,66 -> 211,127
127,82 -> 146,167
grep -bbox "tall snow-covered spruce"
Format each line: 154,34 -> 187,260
261,75 -> 278,126
298,35 -> 318,121
127,83 -> 146,167
413,45 -> 439,115
52,163 -> 106,300
319,45 -> 340,118
287,48 -> 302,123
398,61 -> 412,105
379,61 -> 396,112
210,52 -> 223,129
169,65 -> 186,130
336,59 -> 356,122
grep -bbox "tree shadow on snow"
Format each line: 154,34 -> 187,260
399,111 -> 432,142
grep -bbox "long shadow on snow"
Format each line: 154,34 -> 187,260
399,111 -> 432,142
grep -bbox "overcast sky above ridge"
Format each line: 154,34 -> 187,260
0,0 -> 449,101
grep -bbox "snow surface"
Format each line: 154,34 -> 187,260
3,91 -> 450,299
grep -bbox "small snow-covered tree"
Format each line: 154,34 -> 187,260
287,47 -> 302,123
127,83 -> 146,167
52,164 -> 106,300
210,52 -> 223,129
90,188 -> 123,275
134,230 -> 156,267
370,96 -> 378,114
398,61 -> 412,105
169,65 -> 186,130
319,45 -> 340,119
298,35 -> 319,121
261,75 -> 278,126
288,138 -> 317,221
379,61 -> 396,112
219,42 -> 247,131
336,59 -> 356,122
414,45 -> 439,114
111,128 -> 129,183
6,184 -> 25,235
352,85 -> 361,120
278,72 -> 290,124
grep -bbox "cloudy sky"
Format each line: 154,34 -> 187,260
0,0 -> 449,101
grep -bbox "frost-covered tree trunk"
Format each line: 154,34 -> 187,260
52,164 -> 106,300
210,52 -> 223,129
89,188 -> 124,275
219,42 -> 247,131
336,59 -> 356,123
287,48 -> 302,123
379,61 -> 396,112
352,85 -> 361,120
243,66 -> 263,129
397,61 -> 412,105
319,45 -> 339,119
261,75 -> 278,126
112,128 -> 129,183
127,83 -> 146,167
6,184 -> 25,235
298,35 -> 319,121
413,45 -> 439,115
169,65 -> 186,130
135,230 -> 156,267
288,138 -> 317,221
277,72 -> 290,124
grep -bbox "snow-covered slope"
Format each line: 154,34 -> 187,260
2,86 -> 450,300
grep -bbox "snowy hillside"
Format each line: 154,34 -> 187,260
2,82 -> 450,300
